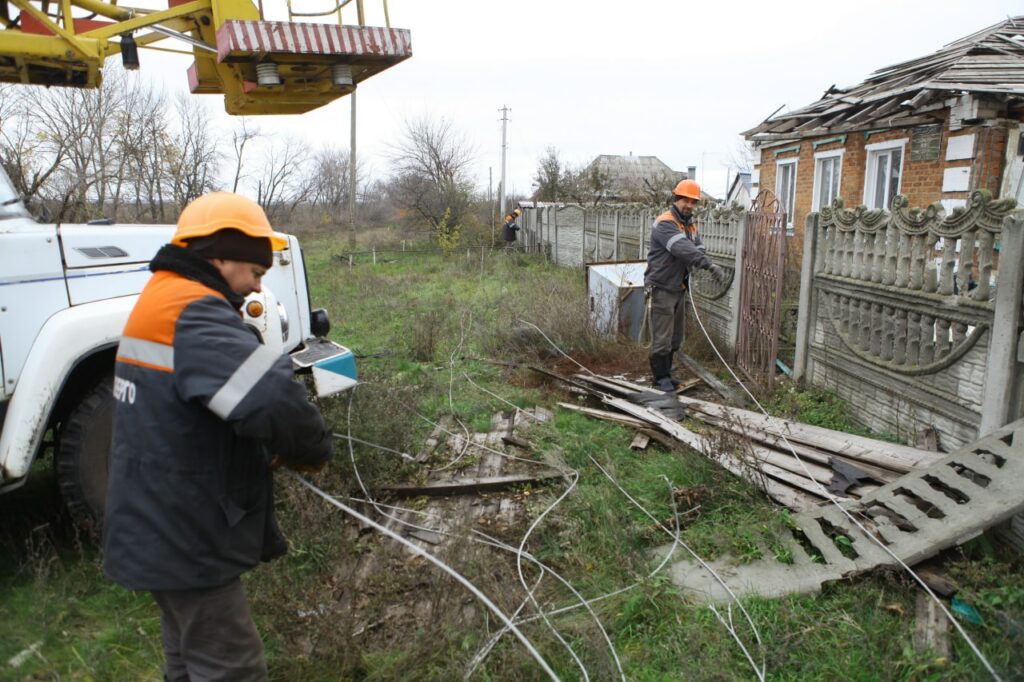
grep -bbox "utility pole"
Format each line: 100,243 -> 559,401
348,1 -> 365,250
499,105 -> 510,223
348,91 -> 357,249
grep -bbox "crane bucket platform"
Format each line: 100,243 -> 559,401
0,0 -> 411,115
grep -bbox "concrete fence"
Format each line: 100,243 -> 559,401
521,194 -> 1024,451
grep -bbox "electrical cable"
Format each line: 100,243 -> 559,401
685,286 -> 1002,681
517,319 -> 594,375
588,457 -> 766,681
288,470 -> 561,681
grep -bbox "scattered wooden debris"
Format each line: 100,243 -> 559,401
675,352 -> 746,405
913,593 -> 951,659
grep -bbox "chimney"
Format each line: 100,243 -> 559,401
687,165 -> 697,181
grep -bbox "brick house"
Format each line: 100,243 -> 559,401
743,16 -> 1024,247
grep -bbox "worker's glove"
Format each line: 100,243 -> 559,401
708,264 -> 727,285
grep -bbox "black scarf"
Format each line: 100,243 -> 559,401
150,244 -> 245,310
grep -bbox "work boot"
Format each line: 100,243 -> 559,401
655,376 -> 677,393
666,355 -> 681,388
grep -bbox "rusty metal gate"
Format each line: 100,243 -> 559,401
736,190 -> 788,390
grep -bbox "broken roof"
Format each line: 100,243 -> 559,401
744,15 -> 1024,142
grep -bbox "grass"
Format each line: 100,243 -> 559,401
2,234 -> 1022,680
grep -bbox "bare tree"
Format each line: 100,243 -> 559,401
308,145 -> 363,226
254,136 -> 314,224
230,118 -> 260,193
167,93 -> 221,208
388,115 -> 475,233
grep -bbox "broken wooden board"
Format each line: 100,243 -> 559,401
675,351 -> 747,405
556,402 -> 648,429
629,432 -> 650,451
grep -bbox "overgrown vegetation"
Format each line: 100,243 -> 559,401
3,238 -> 1022,680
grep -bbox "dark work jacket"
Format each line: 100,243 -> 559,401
643,207 -> 712,291
502,218 -> 520,242
103,245 -> 332,591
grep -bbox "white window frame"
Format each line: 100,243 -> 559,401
863,138 -> 908,210
775,158 -> 798,232
812,149 -> 844,212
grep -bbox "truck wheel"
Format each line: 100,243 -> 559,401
56,372 -> 114,528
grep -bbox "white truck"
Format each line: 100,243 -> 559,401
0,168 -> 356,524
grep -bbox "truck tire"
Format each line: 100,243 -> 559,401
56,372 -> 114,527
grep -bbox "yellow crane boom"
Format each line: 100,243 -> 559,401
0,0 -> 411,114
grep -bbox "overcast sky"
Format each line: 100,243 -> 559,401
134,0 -> 1022,201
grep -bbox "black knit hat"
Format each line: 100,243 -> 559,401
185,228 -> 273,268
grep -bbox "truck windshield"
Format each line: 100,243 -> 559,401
0,166 -> 30,219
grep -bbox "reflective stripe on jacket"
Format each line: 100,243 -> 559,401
643,209 -> 712,290
103,264 -> 331,591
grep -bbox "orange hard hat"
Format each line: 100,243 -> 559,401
672,179 -> 701,201
172,192 -> 288,250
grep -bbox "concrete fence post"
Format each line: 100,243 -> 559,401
793,212 -> 820,383
639,212 -> 647,259
613,211 -> 620,261
581,211 -> 587,265
553,207 -> 559,266
728,213 -> 747,356
980,211 -> 1024,435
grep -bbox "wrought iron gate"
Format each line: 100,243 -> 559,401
736,190 -> 788,390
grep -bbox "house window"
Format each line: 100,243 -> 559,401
863,139 -> 907,210
775,159 -> 797,230
812,150 -> 843,211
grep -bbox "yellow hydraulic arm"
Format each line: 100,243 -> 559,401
0,0 -> 410,114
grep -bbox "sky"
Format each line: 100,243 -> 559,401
129,0 -> 1023,200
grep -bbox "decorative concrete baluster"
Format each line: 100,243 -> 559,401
839,295 -> 850,336
883,225 -> 898,285
869,303 -> 883,356
920,314 -> 936,364
815,224 -> 828,275
957,228 -> 976,298
975,230 -> 994,301
860,300 -> 873,352
852,230 -> 864,280
846,230 -> 856,277
881,305 -> 895,361
952,321 -> 967,346
938,236 -> 957,296
907,311 -> 921,365
826,226 -> 838,274
908,235 -> 924,290
935,317 -> 951,359
847,298 -> 860,345
871,231 -> 884,283
895,232 -> 911,288
923,233 -> 939,293
893,308 -> 908,365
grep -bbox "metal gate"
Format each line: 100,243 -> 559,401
736,190 -> 788,390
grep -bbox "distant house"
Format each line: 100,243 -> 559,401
725,171 -> 754,208
743,16 -> 1024,238
578,154 -> 717,204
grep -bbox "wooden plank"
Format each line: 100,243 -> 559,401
913,593 -> 951,658
556,402 -> 649,429
675,352 -> 747,405
676,396 -> 943,472
629,432 -> 650,451
381,472 -> 563,497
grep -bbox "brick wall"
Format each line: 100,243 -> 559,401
754,111 -> 1016,268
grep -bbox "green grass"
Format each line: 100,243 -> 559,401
2,237 -> 1022,680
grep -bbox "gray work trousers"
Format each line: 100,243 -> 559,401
152,578 -> 268,682
649,286 -> 686,358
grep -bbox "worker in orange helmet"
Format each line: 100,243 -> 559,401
103,192 -> 332,681
502,207 -> 522,248
643,178 -> 726,392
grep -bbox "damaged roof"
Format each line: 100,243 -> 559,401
744,15 -> 1024,142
